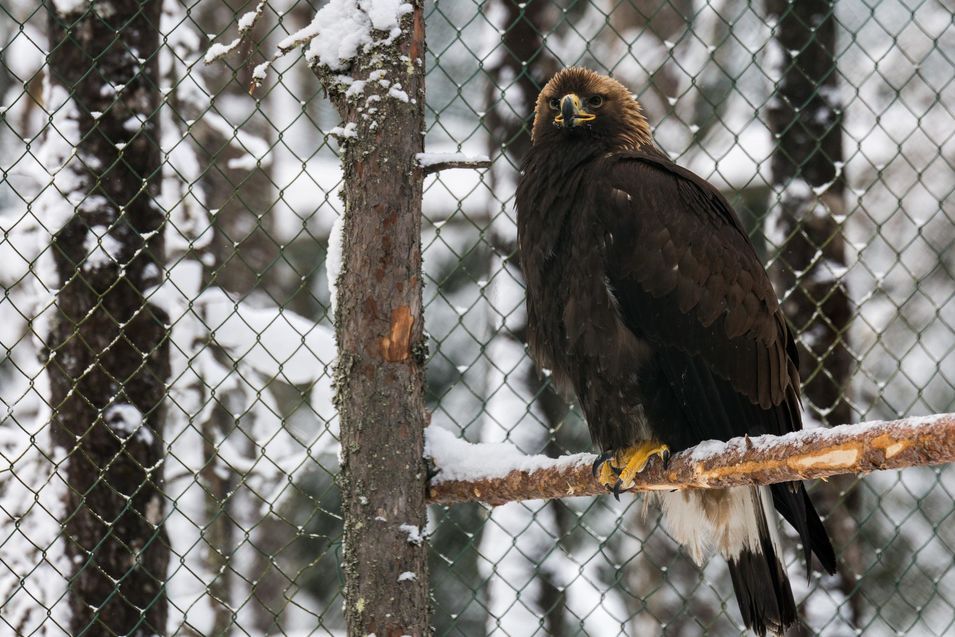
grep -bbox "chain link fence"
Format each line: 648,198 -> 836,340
1,0 -> 954,634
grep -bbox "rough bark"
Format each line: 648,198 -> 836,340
314,5 -> 429,635
45,2 -> 170,635
764,0 -> 862,626
428,414 -> 955,505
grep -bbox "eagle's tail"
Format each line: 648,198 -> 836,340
657,486 -> 797,636
725,488 -> 796,636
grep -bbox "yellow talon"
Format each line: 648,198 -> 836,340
596,458 -> 619,489
616,441 -> 670,488
594,441 -> 671,496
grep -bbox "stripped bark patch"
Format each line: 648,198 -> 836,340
380,305 -> 414,362
791,446 -> 859,470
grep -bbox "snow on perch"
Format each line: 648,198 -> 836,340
425,425 -> 592,485
428,414 -> 955,505
416,152 -> 492,175
416,152 -> 491,168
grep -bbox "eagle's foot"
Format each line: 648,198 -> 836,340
594,441 -> 670,500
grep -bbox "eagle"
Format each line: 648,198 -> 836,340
515,67 -> 837,635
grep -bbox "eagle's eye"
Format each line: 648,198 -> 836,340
588,95 -> 605,108
548,98 -> 560,110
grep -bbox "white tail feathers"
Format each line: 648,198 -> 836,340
655,486 -> 781,563
656,487 -> 796,636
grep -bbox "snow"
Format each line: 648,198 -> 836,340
36,83 -> 86,237
103,403 -> 154,445
122,114 -> 146,132
83,225 -> 124,268
52,0 -> 87,14
397,571 -> 416,582
0,370 -> 71,634
302,0 -> 413,71
326,211 -> 345,315
203,39 -> 239,64
204,112 -> 271,171
425,426 -> 592,484
416,152 -> 490,168
428,414 -> 952,483
251,61 -> 270,84
237,9 -> 258,30
388,85 -> 409,102
344,79 -> 367,98
329,122 -> 358,139
398,523 -> 423,545
687,414 -> 951,463
198,288 -> 335,385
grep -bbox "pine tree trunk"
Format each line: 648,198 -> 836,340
45,2 -> 170,634
315,4 -> 429,635
764,0 -> 862,626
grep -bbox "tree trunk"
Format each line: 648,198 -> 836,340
45,2 -> 169,635
315,5 -> 429,635
764,0 -> 862,627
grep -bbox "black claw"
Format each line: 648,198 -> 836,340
592,451 -> 613,478
612,480 -> 623,501
661,449 -> 671,469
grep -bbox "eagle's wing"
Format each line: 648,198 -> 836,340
599,150 -> 803,442
600,152 -> 836,574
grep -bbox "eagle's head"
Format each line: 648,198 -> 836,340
531,67 -> 653,151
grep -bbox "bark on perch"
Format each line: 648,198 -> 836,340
427,414 -> 955,506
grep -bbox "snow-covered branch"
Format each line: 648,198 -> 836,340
417,152 -> 492,175
203,0 -> 268,64
426,413 -> 955,505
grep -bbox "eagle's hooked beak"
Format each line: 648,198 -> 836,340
554,94 -> 596,128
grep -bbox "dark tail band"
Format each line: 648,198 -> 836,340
727,542 -> 797,636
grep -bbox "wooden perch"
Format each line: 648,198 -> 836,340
427,413 -> 955,506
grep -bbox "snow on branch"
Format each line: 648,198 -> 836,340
417,152 -> 492,175
203,0 -> 268,64
426,413 -> 955,506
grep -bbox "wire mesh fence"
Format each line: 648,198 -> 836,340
0,0 -> 953,635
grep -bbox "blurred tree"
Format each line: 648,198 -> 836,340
764,0 -> 862,628
44,1 -> 170,634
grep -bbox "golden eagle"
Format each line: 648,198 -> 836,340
515,67 -> 836,635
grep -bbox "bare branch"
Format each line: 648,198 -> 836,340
427,413 -> 955,505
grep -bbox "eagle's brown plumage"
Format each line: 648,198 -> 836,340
516,67 -> 836,635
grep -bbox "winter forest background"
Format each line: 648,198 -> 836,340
1,0 -> 954,635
